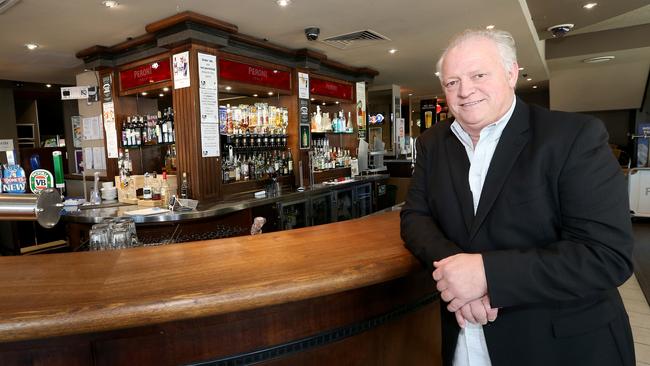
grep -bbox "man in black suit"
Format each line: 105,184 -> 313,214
400,28 -> 635,366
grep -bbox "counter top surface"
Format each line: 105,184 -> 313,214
0,210 -> 419,343
61,174 -> 389,224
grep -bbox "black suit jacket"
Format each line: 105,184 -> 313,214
400,98 -> 635,366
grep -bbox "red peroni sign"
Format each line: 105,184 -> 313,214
310,77 -> 353,100
119,59 -> 171,90
219,59 -> 291,91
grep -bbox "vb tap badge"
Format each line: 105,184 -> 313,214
29,169 -> 54,194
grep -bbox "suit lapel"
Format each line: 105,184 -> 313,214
445,134 -> 474,233
469,99 -> 531,241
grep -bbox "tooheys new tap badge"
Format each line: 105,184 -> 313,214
2,164 -> 27,193
29,169 -> 54,194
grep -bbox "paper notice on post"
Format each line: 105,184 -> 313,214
198,53 -> 217,90
173,51 -> 190,89
92,147 -> 106,170
200,123 -> 220,157
104,122 -> 119,158
83,148 -> 94,169
200,88 -> 218,123
82,116 -> 102,140
299,72 -> 309,99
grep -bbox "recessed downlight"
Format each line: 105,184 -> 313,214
253,94 -> 258,97
532,85 -> 538,89
583,55 -> 615,63
225,86 -> 232,91
268,91 -> 274,96
583,2 -> 597,9
102,1 -> 119,8
486,25 -> 495,30
45,84 -> 52,88
141,92 -> 148,96
389,49 -> 397,54
162,87 -> 170,92
526,78 -> 532,81
276,0 -> 291,7
518,67 -> 525,71
159,93 -> 164,97
25,43 -> 39,50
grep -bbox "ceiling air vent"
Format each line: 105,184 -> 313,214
321,30 -> 391,50
0,0 -> 20,14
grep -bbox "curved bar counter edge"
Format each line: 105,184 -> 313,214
0,210 -> 441,366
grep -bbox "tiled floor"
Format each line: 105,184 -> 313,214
619,274 -> 650,365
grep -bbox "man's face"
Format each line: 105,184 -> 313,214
441,37 -> 518,133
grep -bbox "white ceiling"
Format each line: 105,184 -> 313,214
0,0 -> 648,111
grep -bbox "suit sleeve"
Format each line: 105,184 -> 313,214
482,119 -> 634,308
400,135 -> 463,273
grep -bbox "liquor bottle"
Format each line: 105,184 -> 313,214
167,107 -> 175,143
160,110 -> 167,144
180,172 -> 189,199
160,171 -> 170,205
122,117 -> 129,146
151,172 -> 161,200
142,173 -> 152,200
155,111 -> 163,144
287,148 -> 293,175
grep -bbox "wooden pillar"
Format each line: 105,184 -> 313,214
171,44 -> 221,201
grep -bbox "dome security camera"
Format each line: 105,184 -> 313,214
305,27 -> 320,41
547,24 -> 574,38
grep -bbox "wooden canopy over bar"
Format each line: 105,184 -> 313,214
75,11 -> 378,79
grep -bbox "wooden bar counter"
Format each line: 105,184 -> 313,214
0,210 -> 441,365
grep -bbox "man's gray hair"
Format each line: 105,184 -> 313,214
435,29 -> 518,81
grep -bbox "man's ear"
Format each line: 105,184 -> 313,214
508,62 -> 519,88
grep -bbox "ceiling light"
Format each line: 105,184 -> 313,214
253,94 -> 258,97
225,86 -> 232,91
141,92 -> 148,96
583,2 -> 597,9
335,101 -> 339,104
322,102 -> 326,106
268,91 -> 274,96
25,43 -> 39,50
310,98 -> 315,101
486,25 -> 495,30
273,70 -> 278,74
276,0 -> 291,6
434,72 -> 440,77
518,67 -> 524,71
408,93 -> 413,96
102,1 -> 119,8
159,93 -> 164,97
583,55 -> 615,63
45,84 -> 52,88
389,49 -> 397,54
162,87 -> 169,92
526,78 -> 532,81
532,85 -> 538,89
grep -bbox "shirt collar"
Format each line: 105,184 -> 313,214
451,95 -> 517,148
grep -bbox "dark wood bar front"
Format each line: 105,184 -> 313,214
0,211 -> 441,365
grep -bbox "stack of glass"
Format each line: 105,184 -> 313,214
88,217 -> 139,251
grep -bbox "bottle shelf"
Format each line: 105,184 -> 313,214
310,131 -> 354,135
122,142 -> 176,149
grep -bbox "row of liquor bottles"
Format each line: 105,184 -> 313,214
221,133 -> 288,150
122,107 -> 176,147
219,103 -> 289,136
311,137 -> 355,171
222,148 -> 294,184
118,149 -> 190,199
116,146 -> 177,176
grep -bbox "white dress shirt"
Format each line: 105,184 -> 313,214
448,96 -> 517,366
